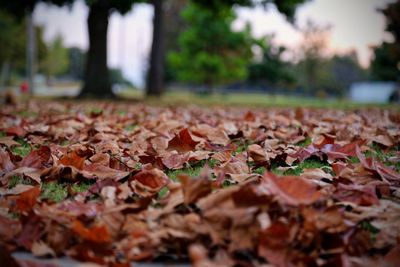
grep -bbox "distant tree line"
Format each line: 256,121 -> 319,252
0,0 -> 306,97
0,0 -> 398,98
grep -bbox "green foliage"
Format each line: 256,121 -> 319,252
371,42 -> 399,81
41,35 -> 69,78
168,3 -> 253,90
193,0 -> 307,20
371,0 -> 400,81
0,9 -> 47,83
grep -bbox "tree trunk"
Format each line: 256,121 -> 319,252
26,10 -> 36,96
0,61 -> 10,90
80,0 -> 113,98
146,0 -> 165,97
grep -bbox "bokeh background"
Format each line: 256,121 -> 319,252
0,0 -> 399,104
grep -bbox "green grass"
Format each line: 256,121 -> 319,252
40,181 -> 93,203
271,158 -> 329,176
360,220 -> 380,243
18,110 -> 38,118
253,167 -> 266,175
8,175 -> 33,188
164,159 -> 220,181
11,138 -> 31,157
71,182 -> 92,193
124,124 -> 138,131
60,140 -> 70,147
118,91 -> 399,109
362,143 -> 400,172
41,182 -> 68,202
296,137 -> 312,147
166,166 -> 203,181
88,107 -> 103,115
157,187 -> 169,199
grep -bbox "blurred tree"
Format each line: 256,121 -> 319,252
328,53 -> 366,95
109,68 -> 132,86
148,0 -> 307,96
248,36 -> 296,87
0,10 -> 22,87
163,0 -> 188,83
168,3 -> 253,93
67,47 -> 85,80
371,0 -> 400,81
147,0 -> 165,97
1,0 -> 140,97
79,0 -> 143,98
296,20 -> 330,94
42,34 -> 69,80
0,9 -> 47,87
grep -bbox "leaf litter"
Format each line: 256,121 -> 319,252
0,101 -> 400,266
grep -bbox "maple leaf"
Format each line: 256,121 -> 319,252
168,128 -> 199,152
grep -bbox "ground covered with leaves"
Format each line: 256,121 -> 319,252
1,100 -> 400,267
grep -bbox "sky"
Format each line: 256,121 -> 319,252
34,0 -> 395,87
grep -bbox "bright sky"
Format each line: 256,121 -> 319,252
34,0 -> 394,87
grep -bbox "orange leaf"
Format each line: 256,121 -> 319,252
71,220 -> 111,244
60,150 -> 86,170
263,172 -> 323,206
16,186 -> 41,212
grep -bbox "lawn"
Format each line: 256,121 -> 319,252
119,90 -> 399,109
1,98 -> 399,266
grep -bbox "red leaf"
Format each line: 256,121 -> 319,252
20,146 -> 51,169
131,167 -> 169,196
16,214 -> 43,250
16,186 -> 41,212
384,244 -> 400,267
263,172 -> 323,206
5,125 -> 26,137
71,220 -> 111,244
258,222 -> 291,266
244,111 -> 256,122
60,150 -> 86,170
168,128 -> 199,152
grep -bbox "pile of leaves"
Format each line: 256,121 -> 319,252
1,100 -> 400,267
